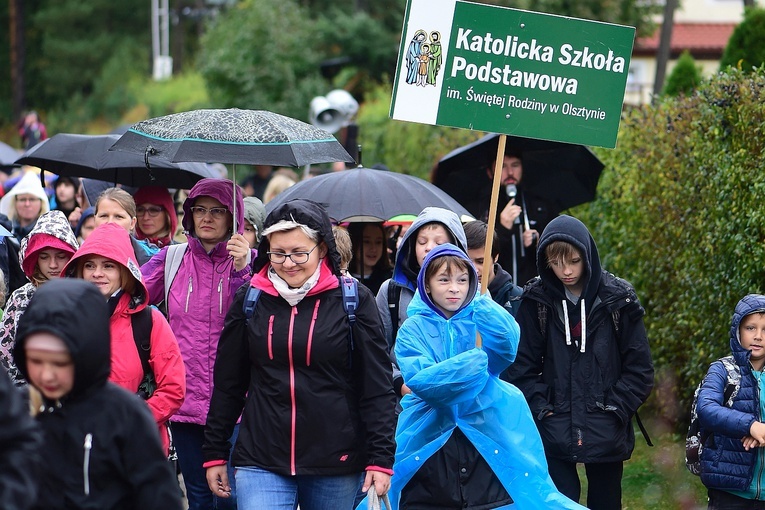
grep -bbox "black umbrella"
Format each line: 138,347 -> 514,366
15,133 -> 216,188
432,133 -> 604,213
0,141 -> 21,169
266,166 -> 473,223
109,108 -> 355,167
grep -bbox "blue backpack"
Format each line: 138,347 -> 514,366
243,275 -> 359,364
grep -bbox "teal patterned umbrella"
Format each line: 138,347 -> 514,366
109,108 -> 355,167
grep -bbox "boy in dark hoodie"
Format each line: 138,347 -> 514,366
463,220 -> 523,317
505,215 -> 654,510
13,278 -> 183,510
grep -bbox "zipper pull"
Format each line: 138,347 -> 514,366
218,278 -> 223,313
185,276 -> 193,313
83,433 -> 93,496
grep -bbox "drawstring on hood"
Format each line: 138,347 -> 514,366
537,215 -> 601,353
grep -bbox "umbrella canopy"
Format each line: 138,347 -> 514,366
265,166 -> 473,223
15,133 -> 216,188
432,133 -> 604,213
109,108 -> 355,167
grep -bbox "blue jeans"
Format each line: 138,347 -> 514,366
235,466 -> 363,510
172,422 -> 239,510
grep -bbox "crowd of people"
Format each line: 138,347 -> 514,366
3,142 -> 760,510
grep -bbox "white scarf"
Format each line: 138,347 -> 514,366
267,261 -> 323,306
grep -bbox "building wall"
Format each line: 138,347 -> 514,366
625,0 -> 744,104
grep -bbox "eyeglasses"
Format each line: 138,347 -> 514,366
136,205 -> 164,217
16,197 -> 40,204
267,244 -> 319,264
190,206 -> 229,220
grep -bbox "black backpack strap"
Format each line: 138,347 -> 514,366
131,307 -> 154,376
537,301 -> 548,336
388,281 -> 402,341
634,410 -> 653,447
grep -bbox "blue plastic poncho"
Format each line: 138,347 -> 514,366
370,244 -> 585,510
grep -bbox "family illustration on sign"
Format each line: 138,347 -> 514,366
405,29 -> 442,86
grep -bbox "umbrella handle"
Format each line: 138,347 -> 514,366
144,146 -> 157,169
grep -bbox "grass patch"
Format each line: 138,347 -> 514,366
568,431 -> 706,509
622,432 -> 706,509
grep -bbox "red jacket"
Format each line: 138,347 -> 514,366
64,223 -> 186,454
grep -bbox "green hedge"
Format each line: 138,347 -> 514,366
575,67 -> 765,427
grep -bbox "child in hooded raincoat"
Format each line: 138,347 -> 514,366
387,243 -> 585,510
13,278 -> 183,510
376,207 -> 467,399
696,294 -> 765,509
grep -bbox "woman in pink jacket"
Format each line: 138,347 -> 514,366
64,222 -> 186,455
141,178 -> 250,510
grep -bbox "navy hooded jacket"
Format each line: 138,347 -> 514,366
697,293 -> 765,493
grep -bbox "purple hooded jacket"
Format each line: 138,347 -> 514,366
141,178 -> 250,425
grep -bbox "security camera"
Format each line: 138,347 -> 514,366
308,89 -> 359,134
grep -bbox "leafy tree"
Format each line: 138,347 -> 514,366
25,0 -> 150,114
516,0 -> 661,36
197,0 -> 328,120
574,68 -> 765,428
355,82 -> 483,178
720,6 -> 765,72
663,50 -> 702,97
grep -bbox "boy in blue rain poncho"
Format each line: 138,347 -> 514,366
387,243 -> 585,509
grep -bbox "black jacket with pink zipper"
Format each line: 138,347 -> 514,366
203,199 -> 396,475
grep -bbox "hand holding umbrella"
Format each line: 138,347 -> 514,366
226,233 -> 251,271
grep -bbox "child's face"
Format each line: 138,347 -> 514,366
242,220 -> 258,249
549,251 -> 585,296
415,224 -> 451,267
425,265 -> 469,318
25,334 -> 75,401
740,313 -> 765,369
81,255 -> 122,298
37,248 -> 73,280
467,247 -> 497,285
359,224 -> 384,271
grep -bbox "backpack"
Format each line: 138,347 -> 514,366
685,355 -> 740,475
131,307 -> 155,400
387,281 -> 403,341
537,300 -> 654,447
163,243 -> 188,307
243,275 -> 359,365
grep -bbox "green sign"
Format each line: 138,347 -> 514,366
390,0 -> 635,148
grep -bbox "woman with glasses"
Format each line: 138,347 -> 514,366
93,187 -> 159,266
141,178 -> 250,510
203,198 -> 395,510
134,186 -> 178,249
0,170 -> 50,246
